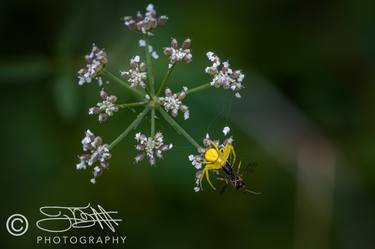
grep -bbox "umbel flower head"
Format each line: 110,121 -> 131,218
88,89 -> 119,123
77,44 -> 108,86
123,3 -> 168,34
76,130 -> 112,184
163,38 -> 192,66
158,87 -> 189,120
188,127 -> 233,192
205,52 -> 244,98
76,3 -> 248,190
121,55 -> 147,88
134,132 -> 173,165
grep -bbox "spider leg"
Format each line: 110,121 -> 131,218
199,167 -> 207,190
211,142 -> 222,157
219,146 -> 225,153
205,169 -> 216,190
222,144 -> 233,166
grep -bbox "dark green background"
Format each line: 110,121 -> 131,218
1,0 -> 374,248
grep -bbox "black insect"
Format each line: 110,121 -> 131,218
217,162 -> 260,195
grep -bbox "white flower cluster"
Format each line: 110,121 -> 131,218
205,52 -> 244,98
188,154 -> 204,170
88,89 -> 119,123
158,87 -> 190,120
193,171 -> 202,192
188,127 -> 234,192
134,132 -> 173,165
163,38 -> 192,66
76,130 -> 111,184
123,4 -> 168,34
121,56 -> 147,88
78,44 -> 108,86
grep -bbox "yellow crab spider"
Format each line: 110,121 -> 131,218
199,142 -> 236,190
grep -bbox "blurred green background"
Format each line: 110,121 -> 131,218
1,0 -> 375,248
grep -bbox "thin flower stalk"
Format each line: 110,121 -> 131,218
186,83 -> 211,95
102,69 -> 144,98
119,101 -> 148,109
156,63 -> 175,96
151,107 -> 155,137
143,34 -> 155,95
157,107 -> 201,150
109,107 -> 150,149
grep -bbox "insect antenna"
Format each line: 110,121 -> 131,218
244,189 -> 262,195
241,162 -> 257,177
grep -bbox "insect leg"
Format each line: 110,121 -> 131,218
237,161 -> 242,174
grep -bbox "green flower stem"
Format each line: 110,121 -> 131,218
143,34 -> 155,96
157,107 -> 202,150
102,69 -> 144,98
186,83 -> 211,95
119,101 -> 147,109
109,107 -> 150,150
156,63 -> 175,96
151,108 -> 155,137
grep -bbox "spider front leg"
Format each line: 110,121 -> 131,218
199,163 -> 217,190
222,144 -> 237,166
205,167 -> 216,190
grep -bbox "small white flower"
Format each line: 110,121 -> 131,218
123,4 -> 168,34
77,44 -> 108,85
134,131 -> 172,165
163,38 -> 192,64
184,110 -> 190,120
139,39 -> 146,47
158,87 -> 189,119
222,126 -> 230,136
146,45 -> 159,60
151,51 -> 159,59
76,130 -> 111,183
121,55 -> 147,88
205,51 -> 244,97
88,89 -> 119,123
188,154 -> 203,169
235,92 -> 241,98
